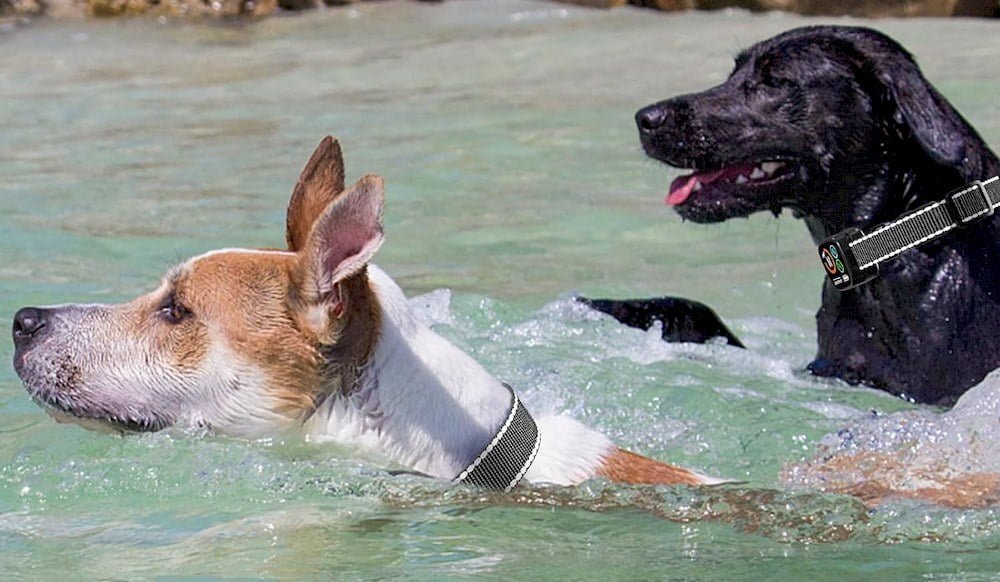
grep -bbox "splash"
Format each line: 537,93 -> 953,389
784,371 -> 1000,508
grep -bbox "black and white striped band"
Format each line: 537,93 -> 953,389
455,384 -> 540,492
818,176 -> 1000,291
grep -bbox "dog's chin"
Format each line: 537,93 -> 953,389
26,384 -> 171,434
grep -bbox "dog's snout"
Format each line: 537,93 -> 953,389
636,104 -> 668,133
13,307 -> 49,344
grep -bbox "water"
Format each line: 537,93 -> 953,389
2,1 -> 999,577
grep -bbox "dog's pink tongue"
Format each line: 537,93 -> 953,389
666,169 -> 725,206
667,175 -> 699,206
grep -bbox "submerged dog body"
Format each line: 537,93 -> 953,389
613,26 -> 1000,405
12,137 -> 715,489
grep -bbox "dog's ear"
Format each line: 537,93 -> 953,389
295,174 -> 384,315
845,29 -> 986,180
286,136 -> 346,252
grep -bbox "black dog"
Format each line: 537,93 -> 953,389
589,26 -> 1000,405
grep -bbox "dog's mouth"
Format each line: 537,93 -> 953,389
41,404 -> 168,434
27,384 -> 170,434
667,161 -> 791,206
658,158 -> 801,223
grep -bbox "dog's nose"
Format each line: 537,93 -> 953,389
636,104 -> 668,133
13,307 -> 49,344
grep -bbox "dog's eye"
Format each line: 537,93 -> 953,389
761,70 -> 790,88
158,294 -> 192,324
749,55 -> 788,90
747,69 -> 790,95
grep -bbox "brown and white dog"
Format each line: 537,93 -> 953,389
11,137 -> 720,489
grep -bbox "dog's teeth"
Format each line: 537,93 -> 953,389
736,175 -> 749,185
693,180 -> 703,192
761,162 -> 783,174
749,168 -> 766,180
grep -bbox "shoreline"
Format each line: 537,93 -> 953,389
4,0 -> 997,21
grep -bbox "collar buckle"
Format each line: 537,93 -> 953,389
951,180 -> 994,224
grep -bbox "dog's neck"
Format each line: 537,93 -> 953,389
801,158 -> 982,245
802,129 -> 1000,245
799,170 -> 890,243
314,272 -> 382,403
303,265 -> 512,480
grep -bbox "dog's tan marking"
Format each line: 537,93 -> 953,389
839,474 -> 1000,510
113,281 -> 211,373
177,250 -> 322,417
288,265 -> 382,401
174,244 -> 381,420
597,448 -> 706,486
792,450 -> 1000,509
286,136 -> 345,252
287,169 -> 385,401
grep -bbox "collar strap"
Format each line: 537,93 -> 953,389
455,383 -> 540,492
818,176 -> 1000,291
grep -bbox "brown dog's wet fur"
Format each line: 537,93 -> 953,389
598,448 -> 707,486
843,473 -> 1000,510
159,139 -> 385,421
287,136 -> 346,253
282,139 -> 383,414
785,450 -> 1000,510
185,251 -> 326,418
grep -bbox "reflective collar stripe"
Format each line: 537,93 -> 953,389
455,384 -> 540,492
819,176 -> 1000,291
850,176 -> 1000,270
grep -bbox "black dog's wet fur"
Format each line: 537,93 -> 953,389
589,26 -> 1000,405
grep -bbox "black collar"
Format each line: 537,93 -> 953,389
455,383 -> 540,492
818,176 -> 1000,291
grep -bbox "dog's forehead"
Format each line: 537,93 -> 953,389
740,37 -> 811,65
177,248 -> 297,293
184,247 -> 295,271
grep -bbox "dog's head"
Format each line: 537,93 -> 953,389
12,137 -> 384,437
637,25 -> 992,233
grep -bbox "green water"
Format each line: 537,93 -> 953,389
2,1 -> 999,578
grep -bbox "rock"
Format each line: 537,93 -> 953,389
5,0 -> 995,21
953,0 -> 999,16
85,0 -> 276,16
629,0 -> 693,10
0,0 -> 363,18
625,0 -> 999,16
276,0 -> 313,10
793,0 -> 958,17
552,0 -> 630,7
1,0 -> 45,16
